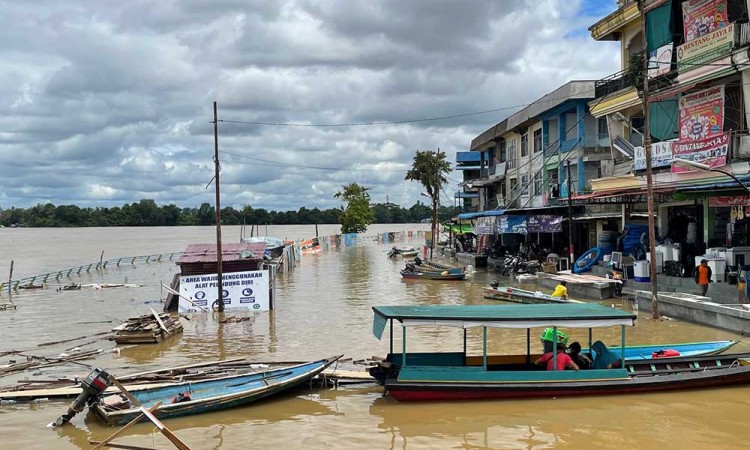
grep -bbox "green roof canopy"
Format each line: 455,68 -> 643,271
372,304 -> 636,339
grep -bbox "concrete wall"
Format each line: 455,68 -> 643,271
634,291 -> 750,335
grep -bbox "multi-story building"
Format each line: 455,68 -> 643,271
587,0 -> 750,256
466,81 -> 615,253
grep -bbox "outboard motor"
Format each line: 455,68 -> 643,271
50,368 -> 111,428
490,280 -> 499,289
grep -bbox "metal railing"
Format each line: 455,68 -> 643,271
595,69 -> 636,98
0,252 -> 182,293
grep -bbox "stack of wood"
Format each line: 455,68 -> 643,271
113,310 -> 183,345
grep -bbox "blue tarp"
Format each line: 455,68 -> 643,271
457,210 -> 505,220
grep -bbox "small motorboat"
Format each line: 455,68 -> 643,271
387,246 -> 419,258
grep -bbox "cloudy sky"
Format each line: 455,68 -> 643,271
1,0 -> 619,212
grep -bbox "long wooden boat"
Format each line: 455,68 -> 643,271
367,304 -> 750,401
400,269 -> 465,281
91,356 -> 341,426
406,261 -> 465,276
419,259 -> 464,273
483,286 -> 581,304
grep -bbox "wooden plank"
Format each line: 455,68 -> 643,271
89,441 -> 159,450
161,284 -> 208,312
109,376 -> 140,406
322,369 -> 373,381
0,381 -> 176,400
110,378 -> 193,450
91,402 -> 163,450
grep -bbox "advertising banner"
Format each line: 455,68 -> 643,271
527,215 -> 563,233
676,23 -> 734,71
648,43 -> 673,78
179,270 -> 270,312
633,141 -> 674,171
682,0 -> 729,42
499,216 -> 527,234
679,86 -> 724,141
671,132 -> 730,173
474,216 -> 496,235
709,196 -> 750,207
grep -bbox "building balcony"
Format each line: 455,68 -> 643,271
595,70 -> 637,99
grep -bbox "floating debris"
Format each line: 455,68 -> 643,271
112,310 -> 183,345
0,348 -> 102,377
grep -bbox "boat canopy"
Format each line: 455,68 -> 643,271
372,304 -> 636,339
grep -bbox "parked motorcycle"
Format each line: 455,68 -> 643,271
504,255 -> 541,276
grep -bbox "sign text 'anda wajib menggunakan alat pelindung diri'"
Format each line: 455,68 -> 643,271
179,270 -> 270,312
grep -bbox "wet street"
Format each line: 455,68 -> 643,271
1,225 -> 749,449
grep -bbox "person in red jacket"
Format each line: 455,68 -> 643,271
535,344 -> 579,371
693,259 -> 713,296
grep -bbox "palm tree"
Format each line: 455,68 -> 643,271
405,150 -> 452,258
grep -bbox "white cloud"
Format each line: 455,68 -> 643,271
0,0 -> 620,211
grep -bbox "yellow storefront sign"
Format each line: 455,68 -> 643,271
677,23 -> 734,72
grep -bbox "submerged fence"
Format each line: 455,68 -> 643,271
1,253 -> 182,293
1,229 -> 427,293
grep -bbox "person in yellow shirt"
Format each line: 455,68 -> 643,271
551,281 -> 568,299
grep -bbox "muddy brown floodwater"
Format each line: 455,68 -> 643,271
1,225 -> 749,449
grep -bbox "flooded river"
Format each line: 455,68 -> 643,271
1,225 -> 749,449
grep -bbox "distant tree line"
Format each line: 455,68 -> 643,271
0,199 -> 459,227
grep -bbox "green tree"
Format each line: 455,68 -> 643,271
405,150 -> 452,254
197,203 -> 216,226
334,183 -> 374,234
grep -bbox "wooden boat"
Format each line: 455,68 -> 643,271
483,286 -> 580,304
406,260 -> 465,276
388,246 -> 419,258
92,356 -> 342,426
367,304 -> 750,401
400,269 -> 465,281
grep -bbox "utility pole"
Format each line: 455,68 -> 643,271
213,101 -> 225,313
640,0 -> 659,319
566,160 -> 575,264
430,149 -> 440,259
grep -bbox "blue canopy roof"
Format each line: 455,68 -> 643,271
457,210 -> 505,219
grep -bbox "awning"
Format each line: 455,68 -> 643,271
372,304 -> 636,339
457,210 -> 505,219
502,205 -> 577,214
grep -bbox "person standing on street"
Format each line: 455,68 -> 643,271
693,259 -> 712,296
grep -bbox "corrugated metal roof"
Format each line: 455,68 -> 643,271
177,243 -> 267,264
